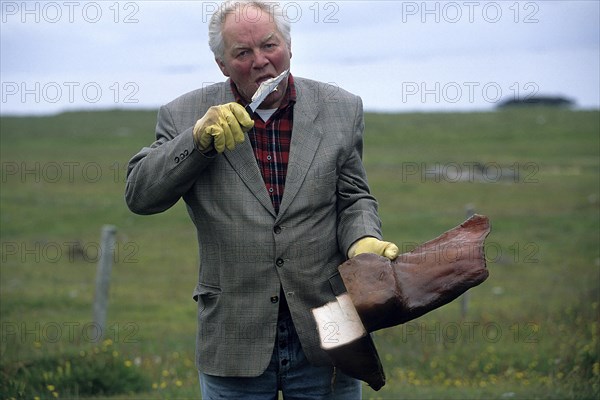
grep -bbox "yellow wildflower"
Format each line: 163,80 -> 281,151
515,371 -> 525,380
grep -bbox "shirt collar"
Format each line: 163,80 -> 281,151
230,73 -> 296,111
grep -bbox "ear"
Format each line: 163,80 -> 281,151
216,58 -> 230,77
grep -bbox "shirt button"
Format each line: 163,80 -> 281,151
271,296 -> 279,303
274,225 -> 282,234
269,187 -> 274,193
267,155 -> 272,161
276,258 -> 284,267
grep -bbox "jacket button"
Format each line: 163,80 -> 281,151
276,258 -> 284,267
270,296 -> 279,303
274,225 -> 282,234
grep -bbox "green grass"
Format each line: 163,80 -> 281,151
1,107 -> 598,399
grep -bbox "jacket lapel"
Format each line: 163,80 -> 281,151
225,138 -> 277,217
223,78 -> 324,219
220,82 -> 277,217
277,80 -> 323,220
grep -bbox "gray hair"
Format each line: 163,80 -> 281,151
208,1 -> 292,61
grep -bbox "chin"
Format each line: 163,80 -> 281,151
264,92 -> 284,108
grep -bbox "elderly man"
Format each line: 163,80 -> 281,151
125,1 -> 398,398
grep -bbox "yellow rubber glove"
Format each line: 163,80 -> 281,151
193,102 -> 254,153
348,237 -> 399,260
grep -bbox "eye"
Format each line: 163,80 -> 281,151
236,50 -> 249,58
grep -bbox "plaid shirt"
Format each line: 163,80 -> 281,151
231,75 -> 297,214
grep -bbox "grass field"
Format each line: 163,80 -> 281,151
1,107 -> 598,399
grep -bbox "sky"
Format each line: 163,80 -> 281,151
1,0 -> 599,115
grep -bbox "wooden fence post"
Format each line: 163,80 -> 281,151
93,225 -> 117,341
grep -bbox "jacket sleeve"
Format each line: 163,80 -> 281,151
336,96 -> 383,255
125,104 -> 214,215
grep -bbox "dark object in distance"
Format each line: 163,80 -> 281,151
498,96 -> 574,108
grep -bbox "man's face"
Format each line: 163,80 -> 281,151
217,6 -> 292,109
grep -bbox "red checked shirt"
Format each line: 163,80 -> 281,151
231,75 -> 297,214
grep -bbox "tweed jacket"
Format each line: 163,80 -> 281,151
125,76 -> 383,377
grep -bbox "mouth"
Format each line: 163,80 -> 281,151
255,75 -> 275,86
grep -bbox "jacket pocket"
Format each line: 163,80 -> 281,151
193,283 -> 222,318
192,283 -> 222,302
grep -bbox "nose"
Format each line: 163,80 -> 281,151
252,49 -> 270,69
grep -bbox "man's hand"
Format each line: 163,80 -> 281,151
348,237 -> 399,260
193,102 -> 254,153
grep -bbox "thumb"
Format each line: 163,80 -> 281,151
382,242 -> 399,260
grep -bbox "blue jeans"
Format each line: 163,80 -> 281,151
199,314 -> 362,399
